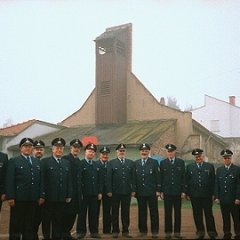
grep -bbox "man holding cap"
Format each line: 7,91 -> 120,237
5,137 -> 42,240
41,137 -> 72,240
96,146 -> 112,235
133,143 -> 160,238
215,149 -> 240,239
106,144 -> 134,238
186,148 -> 217,239
77,143 -> 102,239
63,139 -> 83,240
160,144 -> 186,239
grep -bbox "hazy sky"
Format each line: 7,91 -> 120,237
0,0 -> 240,127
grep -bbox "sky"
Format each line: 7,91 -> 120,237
0,0 -> 240,128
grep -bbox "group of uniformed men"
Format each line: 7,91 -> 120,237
0,137 -> 240,240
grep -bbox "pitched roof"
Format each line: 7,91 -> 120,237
0,119 -> 64,137
0,119 -> 36,136
40,119 -> 176,147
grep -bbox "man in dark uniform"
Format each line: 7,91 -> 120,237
41,137 -> 72,240
63,139 -> 83,240
32,140 -> 45,240
5,138 -> 42,240
0,151 -> 8,212
160,144 -> 186,239
106,144 -> 134,238
186,148 -> 217,239
215,149 -> 240,239
133,143 -> 160,238
77,143 -> 102,239
96,146 -> 112,234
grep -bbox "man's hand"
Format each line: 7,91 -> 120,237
98,194 -> 102,200
107,192 -> 112,197
160,192 -> 164,200
8,199 -> 15,207
38,198 -> 45,206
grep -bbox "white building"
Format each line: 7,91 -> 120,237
192,95 -> 240,138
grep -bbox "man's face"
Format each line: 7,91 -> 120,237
100,152 -> 109,162
52,145 -> 64,158
85,149 -> 95,160
195,154 -> 204,163
140,149 -> 150,159
21,144 -> 33,156
166,150 -> 175,159
116,148 -> 126,158
32,147 -> 45,159
70,146 -> 81,157
223,156 -> 232,166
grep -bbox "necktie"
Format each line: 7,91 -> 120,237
142,160 -> 146,166
88,160 -> 92,165
120,158 -> 124,164
26,156 -> 32,165
170,159 -> 174,164
197,163 -> 201,169
57,158 -> 61,164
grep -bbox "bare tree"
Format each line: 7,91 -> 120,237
2,118 -> 14,128
167,96 -> 180,110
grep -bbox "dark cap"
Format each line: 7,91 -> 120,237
116,143 -> 126,150
220,149 -> 233,157
85,143 -> 97,152
51,137 -> 66,147
192,148 -> 203,156
139,143 -> 150,151
99,146 -> 110,153
70,139 -> 83,148
19,138 -> 34,148
33,140 -> 45,148
165,144 -> 177,152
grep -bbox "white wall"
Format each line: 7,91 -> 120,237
192,96 -> 240,138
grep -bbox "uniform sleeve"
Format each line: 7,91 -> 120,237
5,158 -> 16,200
154,160 -> 161,192
235,166 -> 240,200
105,160 -> 113,193
214,168 -> 219,199
0,153 -> 8,195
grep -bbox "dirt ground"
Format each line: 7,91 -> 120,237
0,201 -> 224,239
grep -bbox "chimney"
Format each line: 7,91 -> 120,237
160,97 -> 165,105
229,96 -> 236,106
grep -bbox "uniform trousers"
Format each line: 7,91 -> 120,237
136,195 -> 159,234
112,194 -> 131,234
190,197 -> 217,238
9,201 -> 37,240
77,195 -> 98,235
97,194 -> 112,233
220,204 -> 240,239
41,202 -> 65,240
62,200 -> 78,239
163,195 -> 182,235
33,205 -> 42,240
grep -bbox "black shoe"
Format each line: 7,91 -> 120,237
165,233 -> 172,239
122,233 -> 132,238
152,233 -> 158,239
77,233 -> 86,239
90,233 -> 101,238
113,233 -> 119,238
174,233 -> 183,239
137,233 -> 147,238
